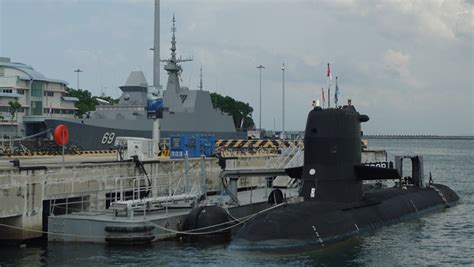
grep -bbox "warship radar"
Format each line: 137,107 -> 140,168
231,103 -> 459,250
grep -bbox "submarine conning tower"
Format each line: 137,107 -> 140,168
301,105 -> 369,203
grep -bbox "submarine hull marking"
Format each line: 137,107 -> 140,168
428,184 -> 450,208
311,226 -> 325,246
410,199 -> 419,213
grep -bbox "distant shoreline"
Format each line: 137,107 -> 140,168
365,135 -> 474,140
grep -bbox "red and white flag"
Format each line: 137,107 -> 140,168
327,63 -> 332,87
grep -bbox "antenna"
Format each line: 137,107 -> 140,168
172,13 -> 176,33
199,66 -> 203,90
161,14 -> 192,65
170,13 -> 177,61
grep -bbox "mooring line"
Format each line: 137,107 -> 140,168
149,202 -> 286,236
0,203 -> 286,239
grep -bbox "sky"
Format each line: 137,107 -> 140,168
0,0 -> 473,135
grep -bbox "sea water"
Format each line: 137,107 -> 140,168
0,139 -> 473,266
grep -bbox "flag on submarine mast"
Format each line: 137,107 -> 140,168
335,76 -> 340,108
327,63 -> 331,108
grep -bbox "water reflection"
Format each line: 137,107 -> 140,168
1,139 -> 473,266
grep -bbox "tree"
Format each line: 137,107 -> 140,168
210,92 -> 255,130
8,101 -> 21,144
8,101 -> 21,122
66,87 -> 118,117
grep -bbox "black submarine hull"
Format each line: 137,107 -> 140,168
231,184 -> 459,251
230,105 -> 459,250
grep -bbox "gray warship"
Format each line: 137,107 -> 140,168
45,16 -> 242,150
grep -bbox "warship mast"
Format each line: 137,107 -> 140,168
161,14 -> 193,94
199,66 -> 203,91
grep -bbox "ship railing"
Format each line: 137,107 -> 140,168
269,135 -> 304,169
218,140 -> 303,157
218,146 -> 273,157
264,135 -> 304,189
46,171 -> 206,218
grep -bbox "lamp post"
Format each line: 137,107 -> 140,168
74,69 -> 84,90
257,65 -> 265,130
281,62 -> 285,139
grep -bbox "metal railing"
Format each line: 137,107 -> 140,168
269,135 -> 304,169
47,156 -> 209,217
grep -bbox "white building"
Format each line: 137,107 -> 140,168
0,57 -> 78,138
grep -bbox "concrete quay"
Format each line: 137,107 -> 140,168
0,153 -> 276,243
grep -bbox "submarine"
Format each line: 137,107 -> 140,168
230,102 -> 459,250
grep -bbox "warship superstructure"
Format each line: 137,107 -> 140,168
45,16 -> 240,150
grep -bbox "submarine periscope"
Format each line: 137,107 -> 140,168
231,103 -> 459,250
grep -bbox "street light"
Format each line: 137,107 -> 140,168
73,69 -> 84,90
281,62 -> 285,139
257,65 -> 265,130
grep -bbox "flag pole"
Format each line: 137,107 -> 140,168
327,63 -> 331,108
321,88 -> 324,108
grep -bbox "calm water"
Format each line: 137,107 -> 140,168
1,139 -> 473,266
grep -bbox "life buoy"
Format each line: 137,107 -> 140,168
53,124 -> 69,145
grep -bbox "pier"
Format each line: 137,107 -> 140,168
0,149 -> 386,243
0,154 -> 275,242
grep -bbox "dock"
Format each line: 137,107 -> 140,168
0,149 -> 387,243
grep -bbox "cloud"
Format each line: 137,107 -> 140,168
319,0 -> 473,41
383,49 -> 419,87
1,0 -> 472,134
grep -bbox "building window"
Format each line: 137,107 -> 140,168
1,106 -> 25,113
17,89 -> 25,95
60,109 -> 75,115
31,81 -> 43,97
31,101 -> 43,115
0,67 -> 4,76
2,89 -> 13,93
44,91 -> 54,97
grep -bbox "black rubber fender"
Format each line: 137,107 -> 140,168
105,234 -> 154,244
268,189 -> 284,205
105,225 -> 155,233
182,205 -> 232,234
